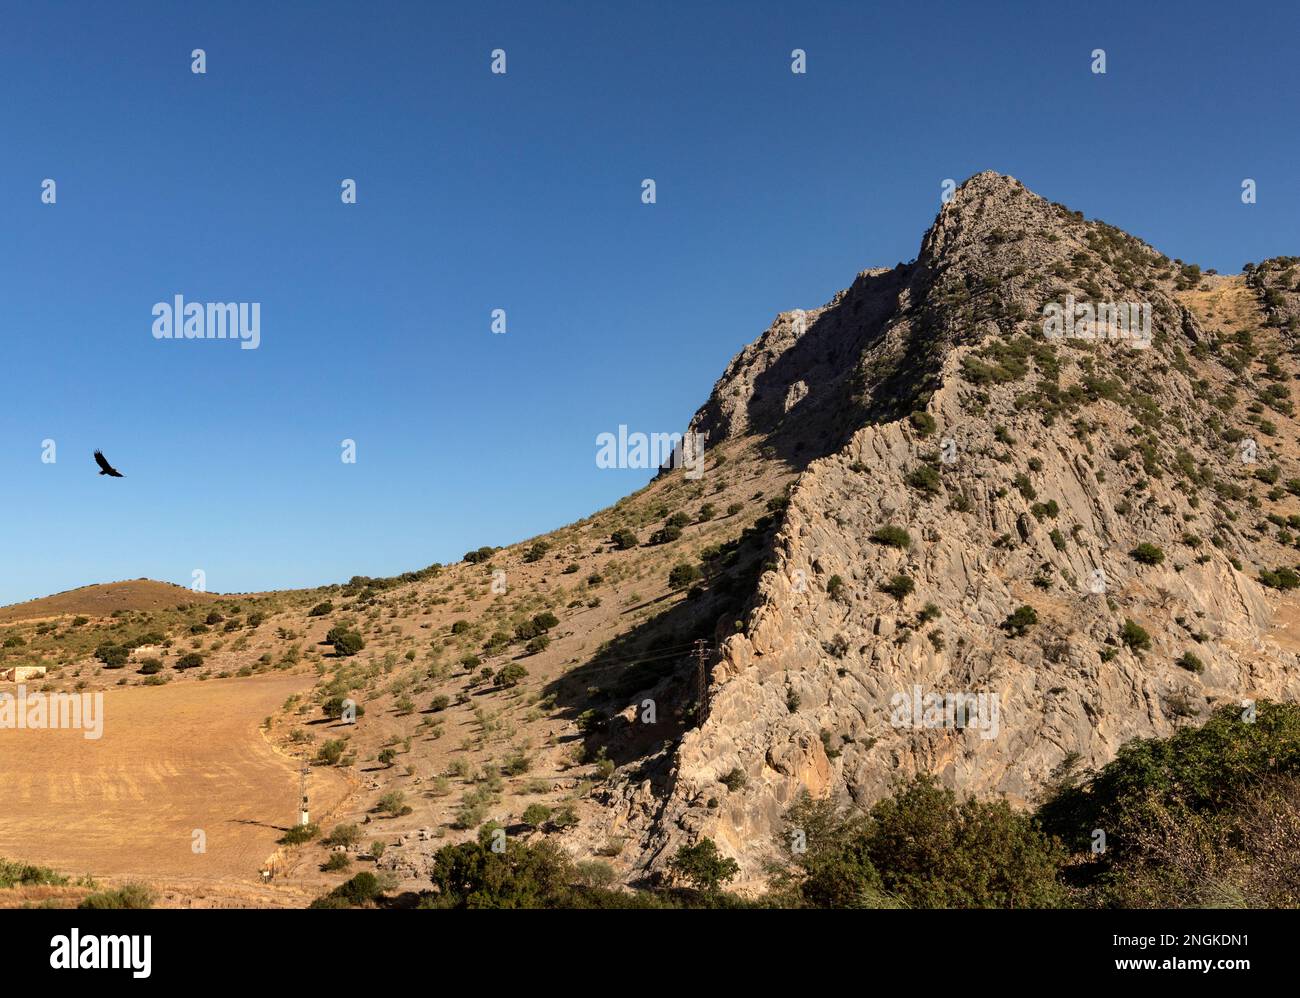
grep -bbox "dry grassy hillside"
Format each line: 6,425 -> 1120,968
0,579 -> 222,625
1,435 -> 797,901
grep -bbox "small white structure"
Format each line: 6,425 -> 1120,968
0,665 -> 47,682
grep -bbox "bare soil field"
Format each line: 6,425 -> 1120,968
0,673 -> 349,888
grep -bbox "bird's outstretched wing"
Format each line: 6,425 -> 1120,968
94,450 -> 124,477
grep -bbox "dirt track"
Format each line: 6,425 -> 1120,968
0,673 -> 348,883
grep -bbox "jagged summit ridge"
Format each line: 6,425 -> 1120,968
687,172 -> 1201,468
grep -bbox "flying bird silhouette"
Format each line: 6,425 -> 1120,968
94,450 -> 124,478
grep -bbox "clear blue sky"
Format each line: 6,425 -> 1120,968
2,0 -> 1297,605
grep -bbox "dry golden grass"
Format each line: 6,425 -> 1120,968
0,579 -> 222,625
0,672 -> 348,886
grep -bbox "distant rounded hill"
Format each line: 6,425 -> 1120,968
0,579 -> 224,624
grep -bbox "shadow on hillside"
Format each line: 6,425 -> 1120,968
732,264 -> 915,469
541,514 -> 782,797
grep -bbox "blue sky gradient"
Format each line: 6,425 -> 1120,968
2,0 -> 1297,604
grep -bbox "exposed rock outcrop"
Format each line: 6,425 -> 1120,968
612,172 -> 1300,887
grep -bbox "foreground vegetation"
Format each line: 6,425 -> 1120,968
301,700 -> 1300,909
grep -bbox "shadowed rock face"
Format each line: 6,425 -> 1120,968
685,264 -> 911,465
607,171 -> 1300,886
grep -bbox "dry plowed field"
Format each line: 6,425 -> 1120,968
0,673 -> 348,884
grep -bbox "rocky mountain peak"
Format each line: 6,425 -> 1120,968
613,174 -> 1300,886
686,172 -> 1195,469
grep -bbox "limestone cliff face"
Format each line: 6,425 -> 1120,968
617,172 -> 1300,885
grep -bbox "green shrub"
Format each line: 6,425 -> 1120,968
94,644 -> 128,669
524,635 -> 550,655
1130,543 -> 1166,566
428,839 -> 573,908
1037,700 -> 1300,863
905,465 -> 942,496
502,751 -> 531,776
1259,567 -> 1300,590
322,695 -> 363,720
1177,651 -> 1205,674
879,574 -> 914,600
317,739 -> 348,765
1030,500 -> 1059,521
329,628 -> 365,657
1120,618 -> 1151,652
280,822 -> 320,845
669,563 -> 703,589
334,871 -> 384,905
1001,605 -> 1038,636
908,411 -> 937,436
522,803 -> 552,828
78,883 -> 155,909
325,823 -> 362,847
719,768 -> 747,792
523,541 -> 550,563
495,662 -> 529,687
378,791 -> 409,817
777,776 -> 1064,908
513,619 -> 542,640
650,524 -> 683,544
869,525 -> 912,549
669,838 -> 739,894
307,894 -> 352,909
0,858 -> 68,889
550,805 -> 579,829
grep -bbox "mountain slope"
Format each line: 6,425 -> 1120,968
605,172 -> 1300,884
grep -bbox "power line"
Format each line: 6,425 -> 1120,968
694,639 -> 711,719
568,643 -> 703,675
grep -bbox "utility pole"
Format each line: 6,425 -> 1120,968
694,639 -> 710,719
299,762 -> 310,827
